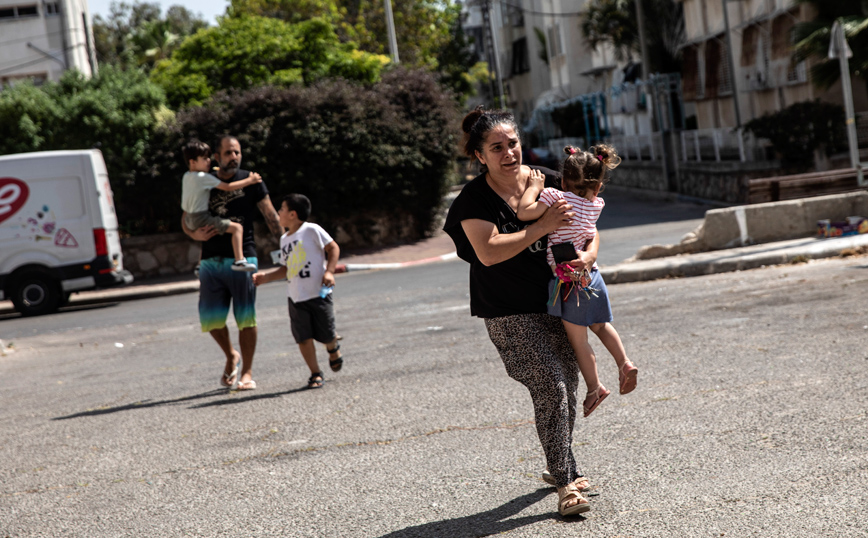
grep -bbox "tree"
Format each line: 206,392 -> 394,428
0,67 -> 168,216
580,0 -> 685,74
137,68 -> 459,241
93,1 -> 208,71
227,0 -> 477,97
149,15 -> 389,108
792,0 -> 868,93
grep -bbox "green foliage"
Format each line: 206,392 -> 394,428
581,0 -> 684,73
93,1 -> 208,71
744,100 -> 847,170
0,67 -> 166,188
227,0 -> 477,100
137,68 -> 458,241
150,15 -> 388,108
792,0 -> 868,91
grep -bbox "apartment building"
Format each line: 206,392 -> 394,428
463,0 -> 653,148
0,0 -> 96,87
678,0 -> 867,129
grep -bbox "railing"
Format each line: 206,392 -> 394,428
680,128 -> 766,163
547,137 -> 585,155
606,133 -> 663,161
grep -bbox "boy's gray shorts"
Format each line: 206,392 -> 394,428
184,211 -> 231,234
287,295 -> 336,344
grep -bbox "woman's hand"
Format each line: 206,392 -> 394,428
534,199 -> 574,236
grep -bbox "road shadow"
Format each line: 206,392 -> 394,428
377,488 -> 585,537
0,301 -> 120,321
188,385 -> 311,408
52,388 -> 228,420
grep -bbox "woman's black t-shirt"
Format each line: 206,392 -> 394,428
443,166 -> 561,318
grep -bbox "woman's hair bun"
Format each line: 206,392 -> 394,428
461,105 -> 485,134
563,146 -> 580,156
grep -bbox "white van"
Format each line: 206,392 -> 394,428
0,149 -> 133,316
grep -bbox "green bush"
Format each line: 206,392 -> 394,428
150,15 -> 389,108
134,68 -> 459,244
744,100 -> 847,171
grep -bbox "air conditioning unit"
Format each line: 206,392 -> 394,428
748,70 -> 770,90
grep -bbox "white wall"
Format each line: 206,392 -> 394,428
0,0 -> 95,87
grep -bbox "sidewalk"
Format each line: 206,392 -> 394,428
2,231 -> 867,314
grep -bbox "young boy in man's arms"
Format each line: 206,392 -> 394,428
252,194 -> 343,389
181,138 -> 261,272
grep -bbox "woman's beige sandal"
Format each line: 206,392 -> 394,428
542,471 -> 590,492
557,483 -> 591,516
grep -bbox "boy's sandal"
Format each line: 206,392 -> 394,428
327,343 -> 343,372
541,471 -> 591,492
557,483 -> 591,516
583,385 -> 610,418
619,361 -> 638,395
307,372 -> 324,389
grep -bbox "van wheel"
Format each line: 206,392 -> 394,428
11,275 -> 61,316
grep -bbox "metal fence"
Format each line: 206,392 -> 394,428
606,133 -> 664,161
679,128 -> 767,162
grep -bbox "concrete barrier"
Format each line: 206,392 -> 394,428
632,190 -> 868,260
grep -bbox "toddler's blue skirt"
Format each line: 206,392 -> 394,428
546,268 -> 613,326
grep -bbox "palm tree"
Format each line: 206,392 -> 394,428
791,0 -> 868,91
580,0 -> 685,74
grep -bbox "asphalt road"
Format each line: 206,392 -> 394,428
2,253 -> 868,537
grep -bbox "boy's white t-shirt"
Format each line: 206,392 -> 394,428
279,222 -> 334,302
181,171 -> 221,213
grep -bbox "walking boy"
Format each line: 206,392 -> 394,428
181,139 -> 261,272
253,194 -> 343,389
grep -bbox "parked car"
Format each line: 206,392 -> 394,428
523,147 -> 560,170
0,149 -> 133,316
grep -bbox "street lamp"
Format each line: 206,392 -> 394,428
385,0 -> 399,64
829,20 -> 864,186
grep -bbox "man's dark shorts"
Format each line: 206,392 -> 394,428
287,295 -> 336,344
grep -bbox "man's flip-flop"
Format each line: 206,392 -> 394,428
236,380 -> 256,391
220,365 -> 238,387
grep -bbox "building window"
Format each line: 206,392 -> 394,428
511,37 -> 530,76
682,46 -> 699,100
44,1 -> 60,15
548,23 -> 563,58
0,4 -> 40,19
704,38 -> 722,98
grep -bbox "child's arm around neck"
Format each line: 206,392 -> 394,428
214,172 -> 263,192
516,168 -> 549,222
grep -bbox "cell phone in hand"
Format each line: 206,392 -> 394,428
550,242 -> 579,264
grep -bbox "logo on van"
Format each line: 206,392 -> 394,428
0,177 -> 29,225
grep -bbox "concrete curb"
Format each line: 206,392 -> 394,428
342,252 -> 458,272
3,236 -> 866,316
601,234 -> 868,285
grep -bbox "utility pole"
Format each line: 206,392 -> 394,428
721,0 -> 741,128
830,20 -> 864,186
481,0 -> 505,108
384,0 -> 399,64
634,0 -> 654,130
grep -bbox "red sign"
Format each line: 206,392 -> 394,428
54,228 -> 79,248
0,177 -> 29,226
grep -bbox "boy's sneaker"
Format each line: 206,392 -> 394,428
231,260 -> 257,272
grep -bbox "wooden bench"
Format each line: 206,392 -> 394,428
748,168 -> 862,204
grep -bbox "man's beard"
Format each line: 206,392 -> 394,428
219,161 -> 239,175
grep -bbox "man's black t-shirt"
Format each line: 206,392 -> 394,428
200,169 -> 269,260
443,166 -> 561,318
